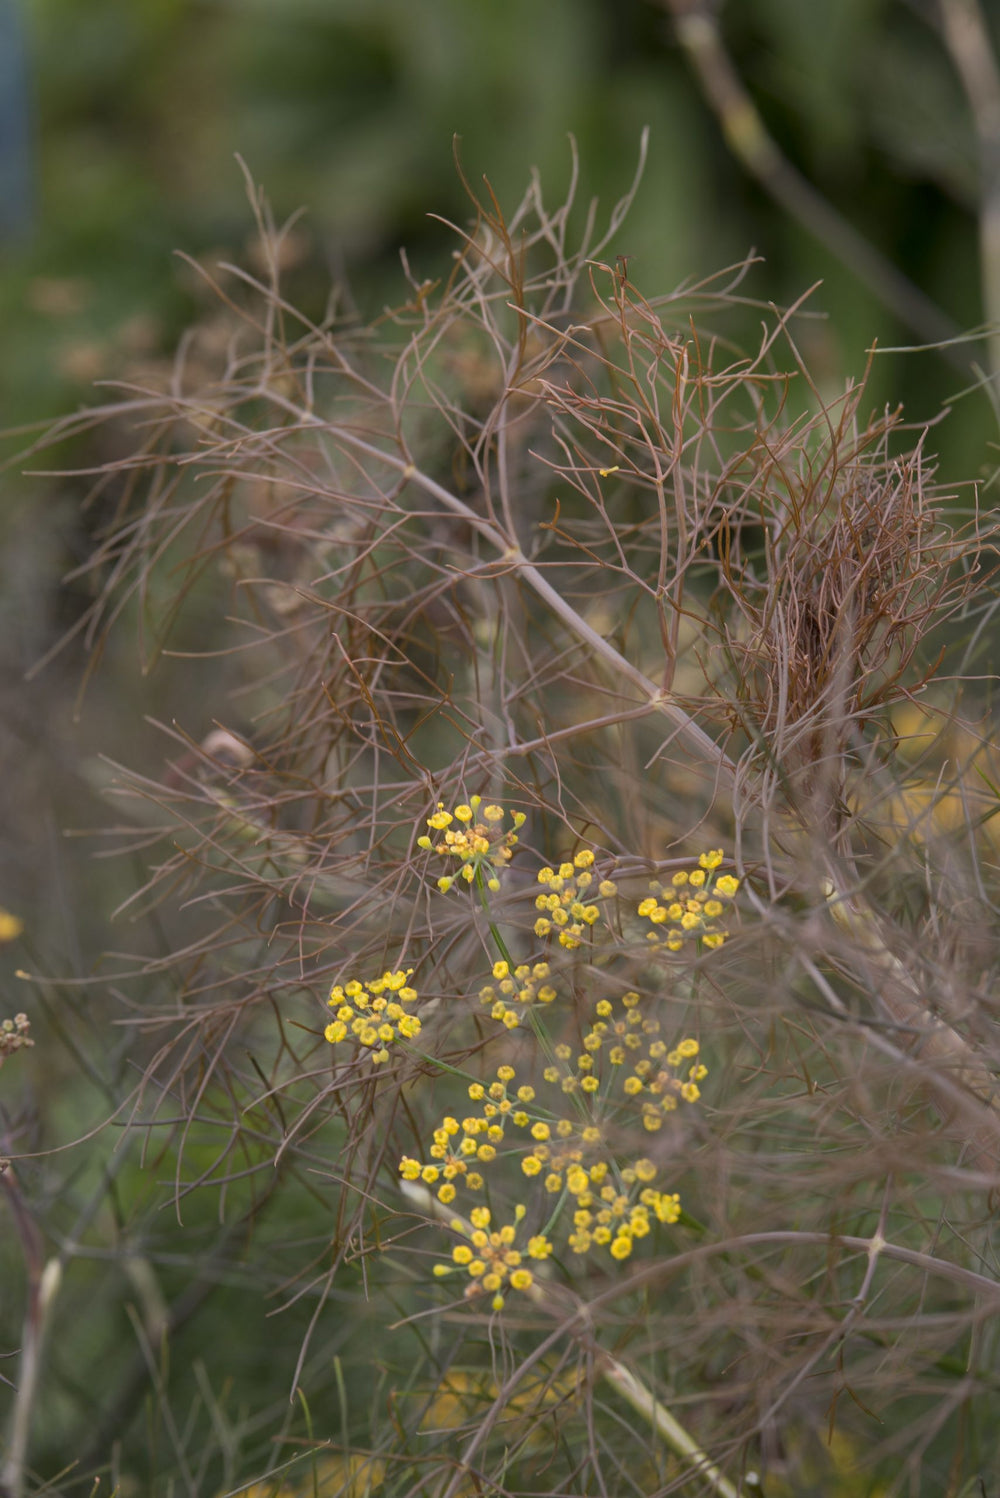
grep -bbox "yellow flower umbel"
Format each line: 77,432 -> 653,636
533,849 -> 617,950
325,968 -> 421,1065
398,838 -> 731,1300
638,850 -> 740,951
399,1062 -> 534,1205
402,1011 -> 706,1271
477,958 -> 557,1030
563,1159 -> 682,1261
417,797 -> 525,893
538,990 -> 707,1134
432,1203 -> 553,1311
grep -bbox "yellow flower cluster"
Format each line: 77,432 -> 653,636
515,1091 -> 684,1261
401,1002 -> 704,1269
533,849 -> 618,950
417,797 -> 526,893
400,1062 -> 534,1202
477,959 -> 557,1030
539,989 -> 706,1132
637,850 -> 740,950
324,968 -> 421,1065
396,836 -> 734,1302
565,1161 -> 681,1260
432,1203 -> 553,1311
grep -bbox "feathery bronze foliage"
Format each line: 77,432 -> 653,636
7,149 -> 1000,1498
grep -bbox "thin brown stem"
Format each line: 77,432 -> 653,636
661,0 -> 969,366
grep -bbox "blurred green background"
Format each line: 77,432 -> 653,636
1,1 -> 998,1490
2,0 -> 994,437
